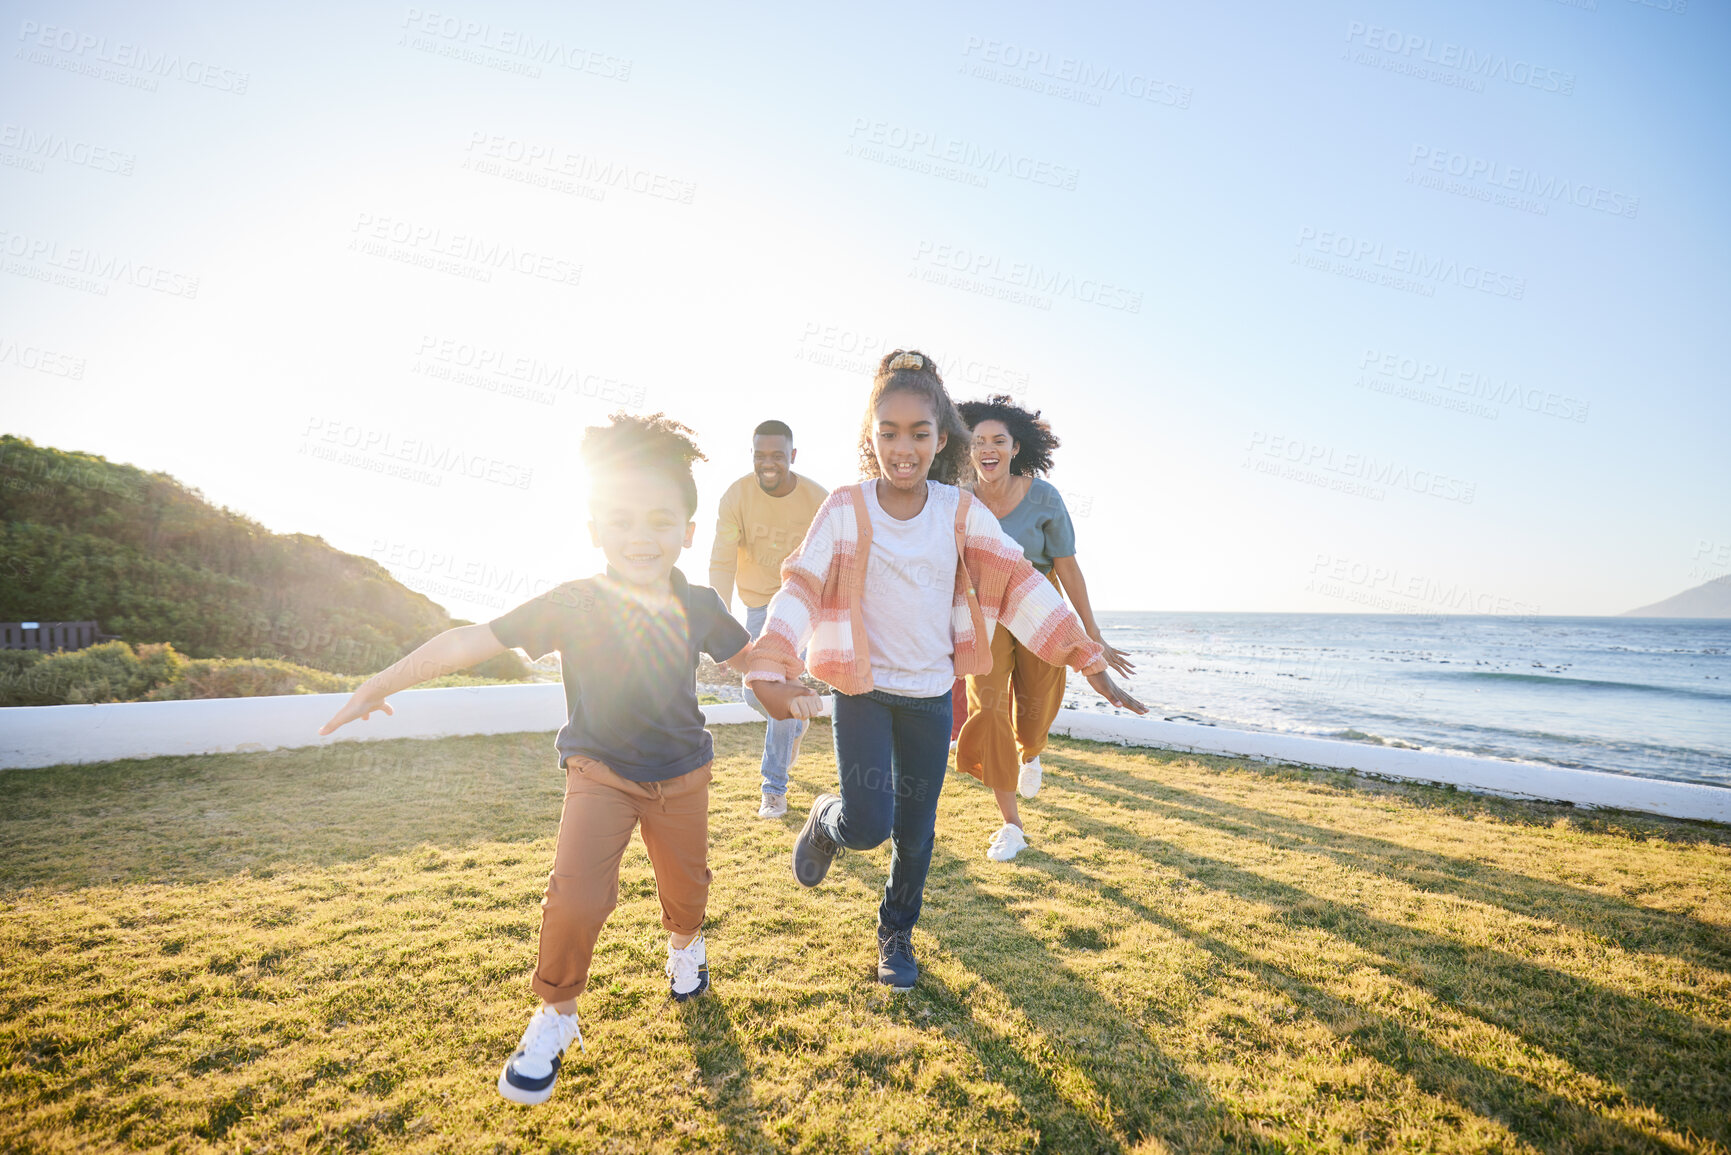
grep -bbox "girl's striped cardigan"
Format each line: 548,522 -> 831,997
746,482 -> 1105,694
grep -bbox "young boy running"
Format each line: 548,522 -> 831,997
319,413 -> 749,1106
708,419 -> 828,818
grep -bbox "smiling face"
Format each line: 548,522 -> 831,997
874,388 -> 947,490
752,434 -> 795,494
587,468 -> 695,587
970,418 -> 1019,484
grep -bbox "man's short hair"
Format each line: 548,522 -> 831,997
753,419 -> 793,443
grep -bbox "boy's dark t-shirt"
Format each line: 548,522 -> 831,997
488,566 -> 749,782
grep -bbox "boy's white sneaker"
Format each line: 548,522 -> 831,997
498,1005 -> 584,1105
667,935 -> 709,1002
1017,755 -> 1043,798
757,792 -> 787,819
986,823 -> 1028,862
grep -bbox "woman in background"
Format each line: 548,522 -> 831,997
953,395 -> 1135,862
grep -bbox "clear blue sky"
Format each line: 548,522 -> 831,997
3,0 -> 1726,620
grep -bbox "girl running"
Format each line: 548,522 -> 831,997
748,351 -> 1145,990
953,395 -> 1136,862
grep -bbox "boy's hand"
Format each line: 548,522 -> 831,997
1084,670 -> 1147,714
319,688 -> 395,735
751,679 -> 822,721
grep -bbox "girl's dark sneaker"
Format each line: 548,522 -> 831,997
877,925 -> 917,991
792,793 -> 841,886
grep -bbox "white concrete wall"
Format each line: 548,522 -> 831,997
0,686 -> 1724,824
1050,712 -> 1730,824
0,684 -> 764,767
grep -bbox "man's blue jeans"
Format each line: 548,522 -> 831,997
818,688 -> 951,932
743,603 -> 808,795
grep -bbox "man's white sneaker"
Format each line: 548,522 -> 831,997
498,1005 -> 584,1105
667,935 -> 709,1002
1017,755 -> 1044,798
758,792 -> 788,819
986,823 -> 1028,862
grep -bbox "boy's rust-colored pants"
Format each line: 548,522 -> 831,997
530,755 -> 712,1004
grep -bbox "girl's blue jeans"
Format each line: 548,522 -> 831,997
818,687 -> 952,932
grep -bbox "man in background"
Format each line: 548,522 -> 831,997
709,420 -> 828,818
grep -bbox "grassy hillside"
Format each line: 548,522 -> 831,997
0,435 -> 523,679
1,728 -> 1725,1152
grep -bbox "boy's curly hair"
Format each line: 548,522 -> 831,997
580,412 -> 706,515
956,395 -> 1061,477
855,349 -> 972,485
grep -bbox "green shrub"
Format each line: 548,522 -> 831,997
142,658 -> 362,701
0,640 -> 187,707
470,648 -> 530,681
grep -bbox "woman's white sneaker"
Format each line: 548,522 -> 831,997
498,1005 -> 585,1105
986,822 -> 1028,862
667,935 -> 709,1002
1017,755 -> 1044,798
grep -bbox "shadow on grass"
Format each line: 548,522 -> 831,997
823,834 -> 1248,1154
1059,748 -> 1731,973
0,734 -> 574,893
1030,785 -> 1728,1151
677,994 -> 774,1154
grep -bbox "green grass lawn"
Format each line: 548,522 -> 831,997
2,725 -> 1728,1153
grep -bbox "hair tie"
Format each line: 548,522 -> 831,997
887,352 -> 923,371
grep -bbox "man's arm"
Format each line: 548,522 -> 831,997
319,624 -> 506,734
708,482 -> 741,611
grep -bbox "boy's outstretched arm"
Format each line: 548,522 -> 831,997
319,624 -> 507,734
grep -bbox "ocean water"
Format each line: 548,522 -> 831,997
1075,614 -> 1731,790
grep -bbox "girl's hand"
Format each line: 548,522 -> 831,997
751,679 -> 822,721
1098,641 -> 1136,679
1084,670 -> 1147,714
319,688 -> 395,735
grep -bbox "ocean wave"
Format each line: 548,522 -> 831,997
1434,670 -> 1731,700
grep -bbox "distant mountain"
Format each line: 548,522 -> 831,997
0,434 -> 524,677
1622,575 -> 1731,619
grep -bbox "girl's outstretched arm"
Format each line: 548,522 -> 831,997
319,623 -> 506,734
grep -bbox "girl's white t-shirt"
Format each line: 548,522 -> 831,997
859,480 -> 959,698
